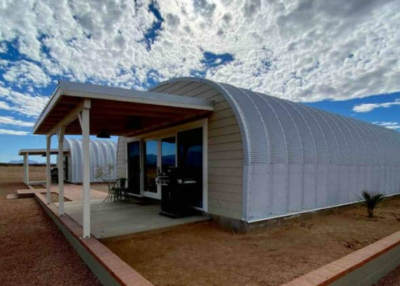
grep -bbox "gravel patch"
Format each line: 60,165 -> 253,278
6,194 -> 18,200
374,265 -> 400,286
0,182 -> 102,286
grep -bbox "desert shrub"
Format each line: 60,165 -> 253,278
360,190 -> 384,218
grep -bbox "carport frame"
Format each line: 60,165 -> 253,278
18,148 -> 68,189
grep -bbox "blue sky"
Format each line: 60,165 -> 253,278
0,0 -> 399,163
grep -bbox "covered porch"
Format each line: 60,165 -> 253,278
33,81 -> 213,238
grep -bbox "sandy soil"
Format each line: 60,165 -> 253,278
0,182 -> 26,200
0,165 -> 46,183
0,182 -> 101,286
104,197 -> 400,286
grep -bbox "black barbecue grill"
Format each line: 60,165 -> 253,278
51,167 -> 58,183
156,167 -> 197,218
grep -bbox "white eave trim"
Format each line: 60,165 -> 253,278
33,81 -> 214,134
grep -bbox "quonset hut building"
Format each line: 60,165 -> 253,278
117,78 -> 400,230
18,138 -> 117,186
65,138 -> 117,183
33,77 -> 400,235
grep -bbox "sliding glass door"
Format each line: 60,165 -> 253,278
143,137 -> 177,199
144,140 -> 160,199
127,141 -> 141,195
161,136 -> 176,171
127,123 -> 205,206
177,127 -> 203,208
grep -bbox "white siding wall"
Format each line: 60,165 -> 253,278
117,137 -> 127,178
117,81 -> 244,220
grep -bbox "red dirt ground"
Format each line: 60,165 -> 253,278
104,196 -> 400,286
0,182 -> 101,286
375,265 -> 400,286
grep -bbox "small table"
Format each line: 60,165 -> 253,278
103,180 -> 117,202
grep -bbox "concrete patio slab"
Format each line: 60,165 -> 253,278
17,183 -> 108,201
62,200 -> 209,239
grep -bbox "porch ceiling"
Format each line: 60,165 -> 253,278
33,81 -> 214,136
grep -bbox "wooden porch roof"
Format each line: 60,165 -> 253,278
33,81 -> 214,136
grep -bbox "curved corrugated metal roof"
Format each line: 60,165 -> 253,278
64,138 -> 117,183
157,77 -> 400,167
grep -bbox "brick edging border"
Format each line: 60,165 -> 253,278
35,193 -> 153,286
282,230 -> 400,286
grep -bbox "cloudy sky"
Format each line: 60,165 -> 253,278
0,0 -> 400,162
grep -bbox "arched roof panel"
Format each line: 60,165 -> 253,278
157,77 -> 400,168
64,138 -> 117,183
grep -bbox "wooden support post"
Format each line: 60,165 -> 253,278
46,135 -> 52,204
80,101 -> 91,238
23,153 -> 29,185
57,126 -> 65,216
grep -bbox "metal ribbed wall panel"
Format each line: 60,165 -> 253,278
215,81 -> 400,221
64,138 -> 117,183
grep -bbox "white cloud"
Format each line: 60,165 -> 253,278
2,61 -> 51,87
353,99 -> 400,113
0,116 -> 34,127
0,86 -> 48,117
0,100 -> 11,110
0,0 -> 399,102
0,42 -> 6,53
0,129 -> 29,136
373,121 -> 400,130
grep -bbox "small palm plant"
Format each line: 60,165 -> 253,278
360,190 -> 384,218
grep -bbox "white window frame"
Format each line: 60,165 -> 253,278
143,138 -> 162,200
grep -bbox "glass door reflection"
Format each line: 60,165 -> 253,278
161,136 -> 176,171
144,140 -> 159,199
